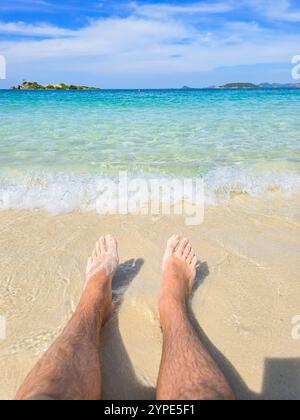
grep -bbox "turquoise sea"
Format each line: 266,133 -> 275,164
0,89 -> 300,212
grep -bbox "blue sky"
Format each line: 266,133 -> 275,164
0,0 -> 300,88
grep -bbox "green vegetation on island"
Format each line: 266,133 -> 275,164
216,82 -> 300,89
182,83 -> 300,90
220,83 -> 258,89
209,83 -> 300,89
11,81 -> 100,90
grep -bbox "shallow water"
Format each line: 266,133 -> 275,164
0,89 -> 300,211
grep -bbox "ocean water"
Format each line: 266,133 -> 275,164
0,89 -> 300,212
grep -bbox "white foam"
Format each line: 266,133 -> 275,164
204,167 -> 300,204
0,169 -> 299,214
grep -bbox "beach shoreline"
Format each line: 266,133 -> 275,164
0,196 -> 299,400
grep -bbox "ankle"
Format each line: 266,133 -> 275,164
160,271 -> 190,306
86,267 -> 112,288
159,294 -> 188,323
79,276 -> 112,316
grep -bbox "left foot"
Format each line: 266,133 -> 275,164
84,235 -> 119,323
86,235 -> 119,285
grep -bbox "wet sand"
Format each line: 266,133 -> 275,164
0,195 -> 300,400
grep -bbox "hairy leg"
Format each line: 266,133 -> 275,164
157,235 -> 235,401
16,235 -> 119,401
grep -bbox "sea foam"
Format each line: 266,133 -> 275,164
0,168 -> 299,214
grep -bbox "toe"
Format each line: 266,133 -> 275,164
106,234 -> 117,252
187,248 -> 195,264
191,255 -> 198,269
183,244 -> 192,259
167,234 -> 180,252
176,238 -> 189,257
100,236 -> 106,254
96,240 -> 101,257
92,249 -> 97,260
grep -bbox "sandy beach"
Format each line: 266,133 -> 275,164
1,0 -> 300,401
0,195 -> 299,400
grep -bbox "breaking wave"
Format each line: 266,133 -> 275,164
0,168 -> 299,214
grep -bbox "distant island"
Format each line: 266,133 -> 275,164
182,82 -> 300,90
11,81 -> 100,90
181,85 -> 194,90
218,83 -> 258,89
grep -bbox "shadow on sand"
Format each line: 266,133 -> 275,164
190,262 -> 300,400
101,259 -> 156,400
101,260 -> 300,400
191,323 -> 300,400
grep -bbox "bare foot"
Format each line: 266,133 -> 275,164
86,235 -> 119,284
84,235 -> 119,323
160,235 -> 198,309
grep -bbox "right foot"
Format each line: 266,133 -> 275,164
160,235 -> 198,309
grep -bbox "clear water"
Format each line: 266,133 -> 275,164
0,89 -> 300,211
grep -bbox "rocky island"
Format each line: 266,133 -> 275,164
11,81 -> 100,90
182,83 -> 300,90
219,83 -> 258,89
213,82 -> 300,89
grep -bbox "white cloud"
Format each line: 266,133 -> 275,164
0,0 -> 102,14
0,1 -> 299,80
0,21 -> 75,37
1,17 -> 190,60
245,0 -> 300,22
0,0 -> 52,12
130,1 -> 233,19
